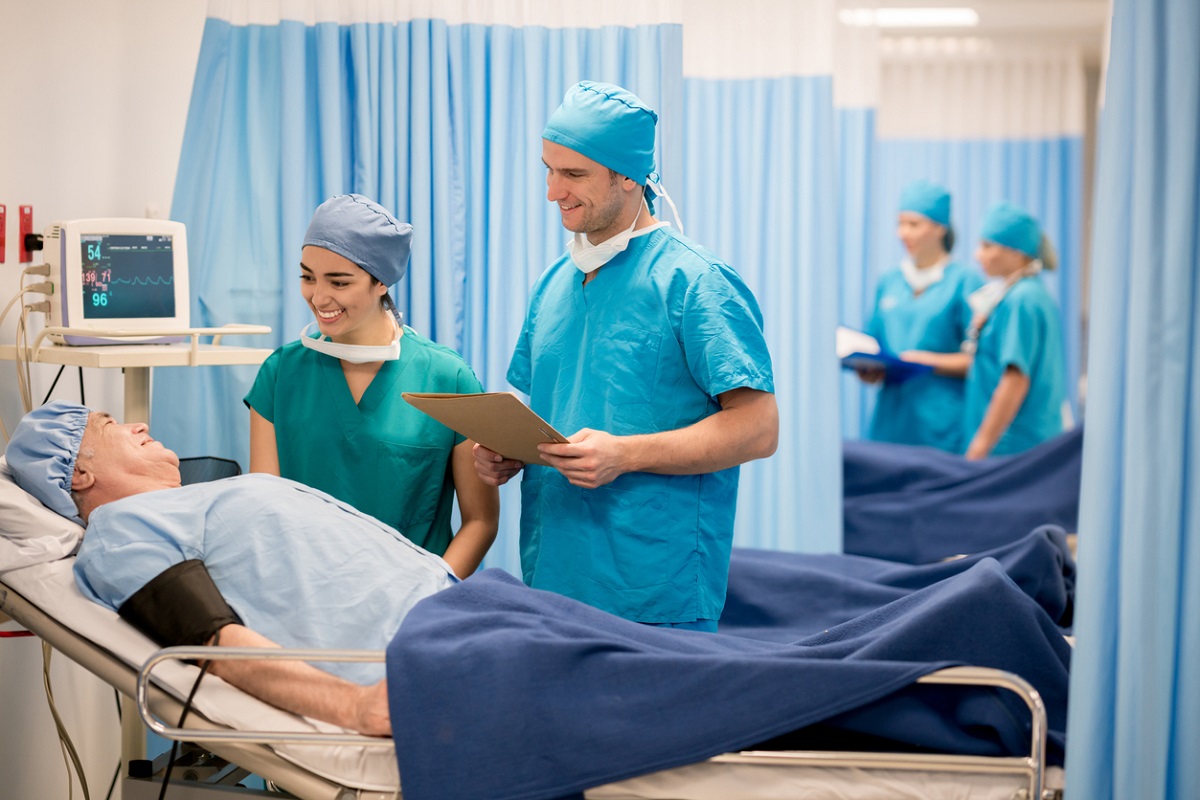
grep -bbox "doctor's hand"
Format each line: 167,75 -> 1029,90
537,428 -> 627,489
472,443 -> 525,486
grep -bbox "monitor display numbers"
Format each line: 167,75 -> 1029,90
80,234 -> 177,320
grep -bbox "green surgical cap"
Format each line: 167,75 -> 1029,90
542,81 -> 657,185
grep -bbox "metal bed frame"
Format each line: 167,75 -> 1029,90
2,575 -> 1058,800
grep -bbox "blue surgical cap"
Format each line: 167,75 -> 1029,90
542,81 -> 658,185
898,180 -> 951,227
5,400 -> 90,523
303,195 -> 414,286
980,202 -> 1042,258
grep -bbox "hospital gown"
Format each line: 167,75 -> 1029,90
244,327 -> 482,555
508,227 -> 774,624
866,262 -> 983,452
964,276 -> 1066,456
73,474 -> 457,684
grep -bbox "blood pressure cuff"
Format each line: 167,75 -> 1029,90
117,560 -> 243,647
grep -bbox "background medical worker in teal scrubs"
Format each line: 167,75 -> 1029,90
473,82 -> 779,631
246,195 -> 499,577
963,202 -> 1066,459
860,180 -> 983,452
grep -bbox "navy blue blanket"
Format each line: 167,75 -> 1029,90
844,426 -> 1083,563
387,561 -> 1069,800
721,526 -> 1076,641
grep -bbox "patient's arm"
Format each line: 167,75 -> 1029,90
207,624 -> 391,737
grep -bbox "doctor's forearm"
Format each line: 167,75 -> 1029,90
623,388 -> 779,475
443,519 -> 498,577
966,369 -> 1029,459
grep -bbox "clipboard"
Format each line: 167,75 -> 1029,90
401,392 -> 568,464
836,326 -> 934,384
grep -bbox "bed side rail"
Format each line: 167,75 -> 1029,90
137,646 -> 394,747
715,665 -> 1049,800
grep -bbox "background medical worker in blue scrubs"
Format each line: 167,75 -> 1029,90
962,202 -> 1066,459
473,81 -> 779,631
860,180 -> 982,452
246,195 -> 499,577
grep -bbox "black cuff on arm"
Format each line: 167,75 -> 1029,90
118,560 -> 243,647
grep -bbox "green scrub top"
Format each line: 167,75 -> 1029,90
508,227 -> 775,624
244,327 -> 483,554
963,277 -> 1066,456
866,262 -> 983,453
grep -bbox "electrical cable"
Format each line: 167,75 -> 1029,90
42,642 -> 92,800
157,632 -> 218,800
41,365 -> 66,404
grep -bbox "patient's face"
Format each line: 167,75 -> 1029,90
80,412 -> 181,485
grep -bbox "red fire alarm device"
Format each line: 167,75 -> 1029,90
19,205 -> 34,263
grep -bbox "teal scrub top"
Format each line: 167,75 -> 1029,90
508,227 -> 775,624
244,327 -> 483,554
963,277 -> 1066,456
866,262 -> 983,452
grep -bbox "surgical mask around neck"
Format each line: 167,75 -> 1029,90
900,255 -> 948,293
299,319 -> 401,364
568,197 -> 666,274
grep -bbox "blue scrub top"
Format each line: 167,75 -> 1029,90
866,263 -> 983,452
508,227 -> 775,624
963,277 -> 1066,456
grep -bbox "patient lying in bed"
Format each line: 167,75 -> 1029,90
5,400 -> 457,736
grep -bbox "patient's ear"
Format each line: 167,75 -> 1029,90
71,463 -> 96,492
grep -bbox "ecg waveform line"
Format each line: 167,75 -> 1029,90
110,276 -> 175,287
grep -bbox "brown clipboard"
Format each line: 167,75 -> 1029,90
401,392 -> 568,464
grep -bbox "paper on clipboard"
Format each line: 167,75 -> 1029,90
401,392 -> 568,464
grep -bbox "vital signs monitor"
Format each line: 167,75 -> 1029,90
44,218 -> 190,344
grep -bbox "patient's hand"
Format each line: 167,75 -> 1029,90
353,680 -> 392,737
472,443 -> 524,486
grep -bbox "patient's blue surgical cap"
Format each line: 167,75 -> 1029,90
898,180 -> 951,227
980,202 -> 1042,258
302,194 -> 414,286
5,400 -> 90,523
542,81 -> 658,185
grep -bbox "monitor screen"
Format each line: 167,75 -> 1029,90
80,233 -> 177,320
47,218 -> 190,345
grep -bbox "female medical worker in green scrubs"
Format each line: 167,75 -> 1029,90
962,203 -> 1066,459
245,195 -> 499,576
861,181 -> 983,452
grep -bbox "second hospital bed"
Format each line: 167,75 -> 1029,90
0,463 -> 1067,800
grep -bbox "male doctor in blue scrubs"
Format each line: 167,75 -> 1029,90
474,81 -> 779,632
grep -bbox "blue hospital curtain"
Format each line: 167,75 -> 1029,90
871,45 -> 1086,420
1066,1 -> 1200,797
159,1 -> 684,577
680,0 -> 842,553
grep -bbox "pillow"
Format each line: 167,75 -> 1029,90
0,455 -> 84,573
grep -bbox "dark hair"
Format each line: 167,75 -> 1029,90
942,225 -> 956,253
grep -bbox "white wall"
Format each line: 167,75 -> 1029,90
0,1 -> 207,796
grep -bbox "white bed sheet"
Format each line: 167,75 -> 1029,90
2,558 -> 1064,800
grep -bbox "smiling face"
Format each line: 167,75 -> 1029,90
300,246 -> 392,345
79,411 -> 179,476
542,139 -> 642,245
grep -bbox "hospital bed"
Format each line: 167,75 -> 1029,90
0,463 -> 1063,800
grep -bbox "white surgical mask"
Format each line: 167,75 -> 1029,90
567,198 -> 667,274
299,319 -> 402,364
899,255 -> 948,294
962,260 -> 1043,353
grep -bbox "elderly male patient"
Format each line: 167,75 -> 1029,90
5,400 -> 458,736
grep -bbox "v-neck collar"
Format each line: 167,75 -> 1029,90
319,347 -> 405,425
